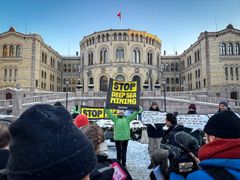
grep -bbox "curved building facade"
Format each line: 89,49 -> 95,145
79,29 -> 162,92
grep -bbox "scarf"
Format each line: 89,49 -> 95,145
198,138 -> 240,161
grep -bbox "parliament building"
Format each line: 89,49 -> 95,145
0,24 -> 239,100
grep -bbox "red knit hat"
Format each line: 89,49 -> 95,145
74,114 -> 89,128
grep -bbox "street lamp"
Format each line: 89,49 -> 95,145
143,79 -> 149,89
162,79 -> 167,112
65,80 -> 69,110
76,79 -> 83,90
154,78 -> 167,112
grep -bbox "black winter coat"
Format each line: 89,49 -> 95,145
90,155 -> 132,180
0,149 -> 9,170
161,124 -> 184,146
90,155 -> 114,180
146,107 -> 164,138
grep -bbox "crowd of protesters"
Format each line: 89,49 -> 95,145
0,99 -> 239,180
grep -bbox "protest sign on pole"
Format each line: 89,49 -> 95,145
106,78 -> 140,110
80,106 -> 120,120
141,111 -> 167,124
80,106 -> 105,119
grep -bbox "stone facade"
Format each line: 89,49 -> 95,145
79,29 -> 162,92
0,25 -> 239,101
0,27 -> 62,92
179,24 -> 240,99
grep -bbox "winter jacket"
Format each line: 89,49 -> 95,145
90,155 -> 114,180
161,124 -> 184,146
187,138 -> 240,179
0,149 -> 9,169
146,106 -> 164,138
105,109 -> 140,140
186,159 -> 240,179
90,155 -> 133,180
146,124 -> 164,138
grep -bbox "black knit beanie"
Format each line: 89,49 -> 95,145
204,111 -> 240,139
3,104 -> 96,180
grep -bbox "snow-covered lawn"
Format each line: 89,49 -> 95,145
108,140 -> 151,180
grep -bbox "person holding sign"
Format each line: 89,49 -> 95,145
105,107 -> 142,167
146,102 -> 164,169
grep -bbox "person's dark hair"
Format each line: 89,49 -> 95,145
166,113 -> 177,125
0,122 -> 10,148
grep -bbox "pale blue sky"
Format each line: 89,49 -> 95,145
0,0 -> 239,56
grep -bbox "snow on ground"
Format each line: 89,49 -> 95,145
107,140 -> 151,180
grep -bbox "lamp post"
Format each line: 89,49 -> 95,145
154,78 -> 167,112
65,80 -> 69,110
162,79 -> 167,112
76,79 -> 83,90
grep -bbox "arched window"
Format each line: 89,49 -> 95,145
135,34 -> 138,41
118,33 -> 122,41
9,45 -> 14,56
92,37 -> 95,44
147,50 -> 153,65
228,43 -> 233,55
131,34 -> 134,41
171,63 -> 174,71
102,34 -> 105,42
140,35 -> 143,42
123,33 -> 127,41
72,64 -> 77,72
236,67 -> 239,80
146,37 -> 149,44
100,76 -> 108,92
106,34 -> 109,41
176,78 -> 179,84
132,75 -> 141,88
235,43 -> 240,55
68,64 -> 71,72
115,74 -> 125,82
225,67 -> 228,80
157,54 -> 160,68
4,68 -> 7,81
116,46 -> 124,61
114,33 -> 117,41
88,51 -> 94,65
161,63 -> 165,71
220,43 -> 226,55
14,68 -> 17,81
44,54 -> 47,64
97,35 -> 101,43
89,77 -> 94,84
3,45 -> 8,57
175,63 -> 179,71
166,64 -> 170,72
9,68 -> 12,81
171,78 -> 175,84
166,78 -> 170,84
133,47 -> 140,63
230,67 -> 234,80
100,48 -> 108,64
63,64 -> 67,72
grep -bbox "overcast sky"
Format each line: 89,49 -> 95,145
1,0 -> 239,56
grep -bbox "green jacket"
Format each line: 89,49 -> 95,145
72,106 -> 80,114
105,109 -> 141,141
